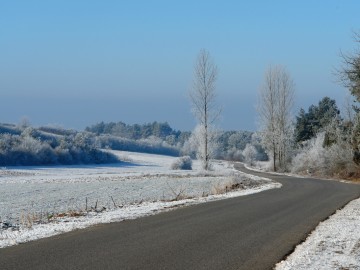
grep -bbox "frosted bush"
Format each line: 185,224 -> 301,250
326,138 -> 355,177
243,144 -> 257,166
291,133 -> 328,175
292,131 -> 356,177
190,125 -> 219,170
171,156 -> 192,170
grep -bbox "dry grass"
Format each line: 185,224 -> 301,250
210,178 -> 240,195
166,182 -> 191,201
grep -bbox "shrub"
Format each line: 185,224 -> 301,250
242,144 -> 257,166
171,156 -> 192,170
291,131 -> 356,177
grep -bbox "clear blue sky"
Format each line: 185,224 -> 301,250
1,0 -> 359,131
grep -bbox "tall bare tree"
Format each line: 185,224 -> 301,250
339,31 -> 360,102
258,65 -> 295,171
338,31 -> 360,164
190,49 -> 220,170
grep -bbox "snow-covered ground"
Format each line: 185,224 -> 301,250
275,197 -> 360,270
0,151 -> 279,248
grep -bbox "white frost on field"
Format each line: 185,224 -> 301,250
275,197 -> 360,270
0,151 -> 279,248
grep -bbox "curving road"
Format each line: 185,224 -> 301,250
1,164 -> 360,270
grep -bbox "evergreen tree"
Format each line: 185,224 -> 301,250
294,97 -> 340,144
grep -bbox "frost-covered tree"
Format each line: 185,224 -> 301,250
188,125 -> 219,170
18,117 -> 30,130
292,122 -> 355,177
343,94 -> 356,123
190,49 -> 221,170
339,31 -> 360,103
243,144 -> 257,166
258,65 -> 295,171
338,31 -> 360,166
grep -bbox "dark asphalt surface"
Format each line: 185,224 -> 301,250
1,164 -> 360,270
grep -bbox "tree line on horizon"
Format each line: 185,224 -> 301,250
0,124 -> 119,166
85,120 -> 266,161
0,120 -> 265,166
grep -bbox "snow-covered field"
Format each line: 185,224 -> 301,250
2,151 -> 358,268
0,151 -> 279,248
275,197 -> 360,270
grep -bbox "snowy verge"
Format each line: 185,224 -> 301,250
244,162 -> 360,269
0,151 -> 280,248
244,162 -> 354,183
0,182 -> 279,249
275,197 -> 360,270
244,163 -> 307,179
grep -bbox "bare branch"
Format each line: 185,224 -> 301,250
337,30 -> 360,101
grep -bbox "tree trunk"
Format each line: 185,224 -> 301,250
273,153 -> 276,172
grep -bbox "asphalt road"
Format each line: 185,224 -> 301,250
1,164 -> 360,270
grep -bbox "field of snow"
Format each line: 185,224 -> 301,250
0,151 -> 279,248
275,197 -> 360,270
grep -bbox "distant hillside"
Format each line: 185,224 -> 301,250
0,123 -> 119,166
85,121 -> 267,161
0,123 -> 21,135
0,121 -> 266,166
85,121 -> 190,145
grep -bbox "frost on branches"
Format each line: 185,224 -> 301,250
292,121 -> 356,178
189,49 -> 221,170
258,65 -> 295,172
187,125 -> 219,171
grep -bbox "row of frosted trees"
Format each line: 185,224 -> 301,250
189,49 -> 293,171
192,30 -> 360,176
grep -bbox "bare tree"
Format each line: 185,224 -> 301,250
338,31 -> 360,102
258,65 -> 295,171
338,31 -> 360,165
190,49 -> 221,170
343,93 -> 356,123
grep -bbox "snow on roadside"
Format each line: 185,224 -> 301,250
275,197 -> 360,270
244,162 -> 360,269
0,183 -> 278,248
0,151 -> 280,248
244,163 -> 307,179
